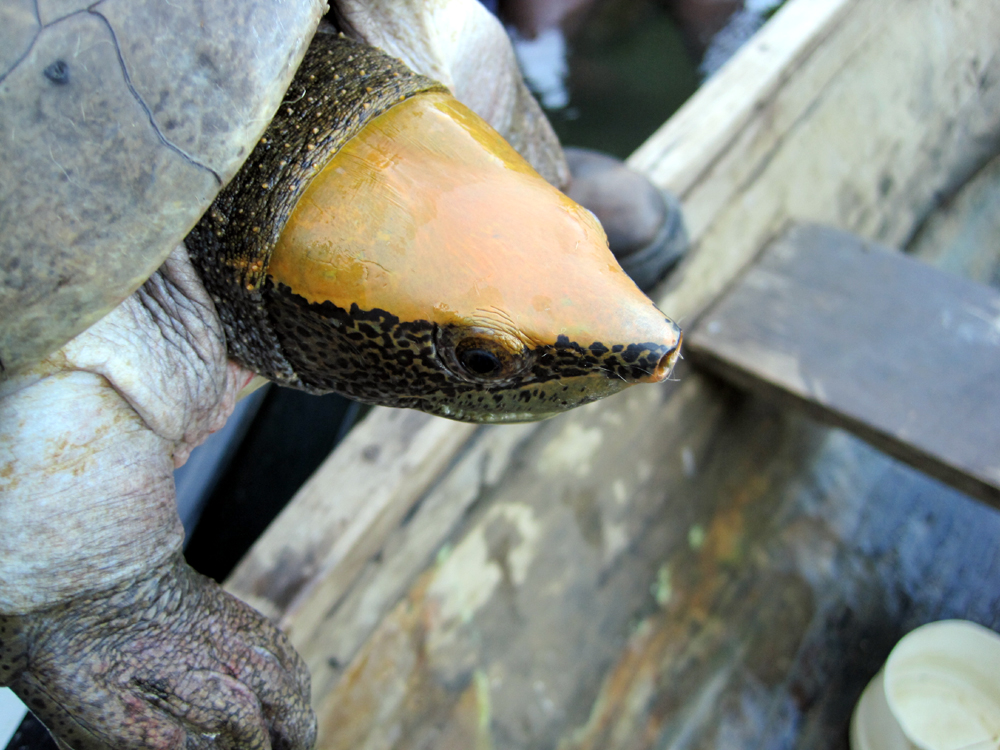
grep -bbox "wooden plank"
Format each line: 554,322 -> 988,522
224,408 -> 477,624
294,421 -> 539,702
628,0 -> 856,217
639,0 -> 1000,323
310,373 -> 742,749
686,223 -> 1000,507
533,416 -> 1000,750
313,392 -> 1000,750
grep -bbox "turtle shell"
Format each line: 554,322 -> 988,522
0,0 -> 326,378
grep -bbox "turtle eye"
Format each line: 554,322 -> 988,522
459,347 -> 503,377
454,337 -> 512,381
437,326 -> 530,383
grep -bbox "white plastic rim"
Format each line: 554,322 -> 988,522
885,620 -> 1000,750
850,668 -> 915,750
851,620 -> 1000,750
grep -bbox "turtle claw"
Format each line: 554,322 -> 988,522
1,555 -> 315,750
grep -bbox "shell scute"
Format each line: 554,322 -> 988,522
0,0 -> 325,377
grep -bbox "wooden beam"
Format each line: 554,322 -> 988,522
637,0 -> 1000,322
224,407 -> 477,626
686,223 -> 1000,507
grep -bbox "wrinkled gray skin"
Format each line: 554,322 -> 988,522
0,247 -> 283,749
0,1 -> 568,748
0,555 -> 313,750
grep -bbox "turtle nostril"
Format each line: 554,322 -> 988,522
650,331 -> 683,383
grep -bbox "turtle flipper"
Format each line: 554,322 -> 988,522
2,556 -> 315,750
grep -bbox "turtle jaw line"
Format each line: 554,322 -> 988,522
428,403 -> 566,425
409,371 -> 637,424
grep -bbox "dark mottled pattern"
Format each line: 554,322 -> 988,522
185,31 -> 444,385
264,281 -> 673,421
0,554 -> 314,750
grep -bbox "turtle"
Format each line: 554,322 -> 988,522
0,2 -> 682,748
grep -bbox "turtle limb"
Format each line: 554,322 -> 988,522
0,244 -> 244,610
0,245 -> 314,748
1,554 -> 314,750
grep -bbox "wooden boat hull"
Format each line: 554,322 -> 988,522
225,0 -> 1000,745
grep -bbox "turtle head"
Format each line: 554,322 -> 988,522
187,34 -> 680,424
265,91 -> 680,422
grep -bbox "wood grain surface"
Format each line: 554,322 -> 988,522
687,223 -> 1000,506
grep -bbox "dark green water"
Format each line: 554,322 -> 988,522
547,2 -> 700,159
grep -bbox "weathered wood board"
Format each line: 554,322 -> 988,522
226,407 -> 477,624
686,223 -> 1000,507
908,150 -> 1000,285
635,0 -> 1000,322
222,0 -> 1000,746
313,394 -> 1000,750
